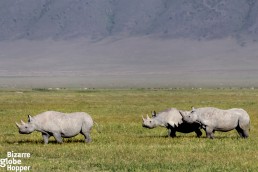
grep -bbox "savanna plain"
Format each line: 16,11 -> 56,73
0,88 -> 258,171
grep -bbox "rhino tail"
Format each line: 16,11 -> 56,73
248,120 -> 251,132
93,121 -> 102,133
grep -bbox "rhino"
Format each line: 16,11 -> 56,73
179,107 -> 250,139
16,111 -> 94,144
142,108 -> 202,137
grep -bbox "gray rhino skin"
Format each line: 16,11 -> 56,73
16,111 -> 94,144
180,107 -> 250,139
142,108 -> 202,137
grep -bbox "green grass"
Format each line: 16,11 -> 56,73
0,88 -> 258,171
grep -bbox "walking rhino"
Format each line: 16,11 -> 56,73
180,107 -> 250,139
16,111 -> 94,144
142,108 -> 202,137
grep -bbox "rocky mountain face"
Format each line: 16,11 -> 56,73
0,0 -> 257,41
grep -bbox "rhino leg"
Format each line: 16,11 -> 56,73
205,127 -> 214,139
236,126 -> 243,137
85,133 -> 92,143
42,133 -> 50,144
168,128 -> 176,138
80,131 -> 91,143
53,133 -> 63,143
80,126 -> 92,143
195,129 -> 202,138
236,126 -> 249,138
242,130 -> 249,138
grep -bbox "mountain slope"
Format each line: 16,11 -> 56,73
0,0 -> 257,41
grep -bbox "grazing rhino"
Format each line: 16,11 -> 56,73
16,111 -> 94,144
180,107 -> 250,139
142,108 -> 202,137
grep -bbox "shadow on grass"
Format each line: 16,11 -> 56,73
5,138 -> 87,145
138,134 -> 241,139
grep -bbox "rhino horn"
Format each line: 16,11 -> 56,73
142,115 -> 145,121
15,122 -> 21,128
146,114 -> 150,119
21,120 -> 26,125
179,110 -> 185,118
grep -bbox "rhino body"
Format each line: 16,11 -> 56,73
180,107 -> 250,139
142,108 -> 202,137
16,111 -> 94,144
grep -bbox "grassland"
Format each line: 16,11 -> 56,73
0,88 -> 258,171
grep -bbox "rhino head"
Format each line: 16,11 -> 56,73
142,112 -> 158,129
15,115 -> 35,134
179,107 -> 198,124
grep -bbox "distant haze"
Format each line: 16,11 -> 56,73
0,0 -> 258,88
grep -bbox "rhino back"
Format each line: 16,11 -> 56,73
156,108 -> 183,127
229,108 -> 250,118
197,107 -> 241,130
229,108 -> 250,124
32,111 -> 93,133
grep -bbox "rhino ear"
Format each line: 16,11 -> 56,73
152,111 -> 156,117
28,115 -> 33,122
191,107 -> 196,113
